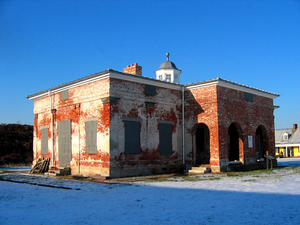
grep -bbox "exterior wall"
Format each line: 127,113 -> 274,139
109,78 -> 183,177
293,147 -> 299,156
277,146 -> 300,157
217,86 -> 275,171
31,73 -> 276,177
278,147 -> 285,156
33,78 -> 111,176
184,85 -> 276,172
184,85 -> 220,171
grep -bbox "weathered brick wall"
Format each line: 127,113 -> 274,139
32,73 -> 276,176
33,75 -> 184,177
184,84 -> 275,172
33,78 -> 111,176
184,86 -> 220,169
109,78 -> 182,177
217,86 -> 275,168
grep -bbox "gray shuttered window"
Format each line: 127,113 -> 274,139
41,128 -> 48,155
58,120 -> 72,167
159,123 -> 172,155
61,90 -> 69,100
145,84 -> 156,95
125,121 -> 140,154
86,120 -> 97,154
244,92 -> 253,102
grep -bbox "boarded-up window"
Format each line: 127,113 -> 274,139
41,128 -> 48,155
86,120 -> 97,154
58,120 -> 71,167
125,121 -> 140,154
244,92 -> 253,102
145,84 -> 156,95
61,90 -> 69,100
159,123 -> 172,155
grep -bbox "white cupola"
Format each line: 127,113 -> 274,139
155,52 -> 181,84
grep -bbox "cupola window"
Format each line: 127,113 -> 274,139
166,74 -> 171,82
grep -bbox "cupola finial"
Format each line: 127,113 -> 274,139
166,52 -> 170,61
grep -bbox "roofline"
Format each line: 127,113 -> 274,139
27,72 -> 279,101
185,78 -> 279,99
275,143 -> 300,146
26,69 -> 182,100
155,68 -> 182,72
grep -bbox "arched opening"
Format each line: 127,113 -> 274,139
228,123 -> 241,162
195,123 -> 210,165
255,125 -> 269,160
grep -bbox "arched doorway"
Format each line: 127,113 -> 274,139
195,123 -> 210,165
255,125 -> 268,160
228,123 -> 241,162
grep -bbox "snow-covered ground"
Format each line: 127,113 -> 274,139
1,158 -> 300,225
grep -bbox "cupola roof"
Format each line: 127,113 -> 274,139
156,52 -> 181,71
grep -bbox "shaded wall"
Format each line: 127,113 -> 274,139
109,78 -> 183,177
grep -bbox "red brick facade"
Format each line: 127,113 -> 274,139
185,81 -> 277,172
27,68 -> 278,177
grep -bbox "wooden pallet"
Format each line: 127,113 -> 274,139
30,158 -> 50,174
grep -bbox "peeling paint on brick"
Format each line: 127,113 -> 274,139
29,69 -> 277,177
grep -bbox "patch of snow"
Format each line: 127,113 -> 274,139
0,166 -> 31,172
1,159 -> 300,224
277,157 -> 300,167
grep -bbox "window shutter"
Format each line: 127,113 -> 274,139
86,121 -> 97,154
125,121 -> 140,154
41,128 -> 48,155
159,123 -> 172,155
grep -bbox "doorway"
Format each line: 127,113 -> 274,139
195,123 -> 210,165
228,123 -> 240,162
255,126 -> 268,159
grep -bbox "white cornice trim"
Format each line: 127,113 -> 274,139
276,143 -> 300,147
186,79 -> 279,99
28,71 -> 182,101
109,72 -> 181,90
27,73 -> 110,100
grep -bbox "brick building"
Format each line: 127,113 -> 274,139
27,53 -> 279,177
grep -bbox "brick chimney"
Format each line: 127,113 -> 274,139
293,124 -> 298,130
123,63 -> 142,76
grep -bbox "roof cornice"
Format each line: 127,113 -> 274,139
110,71 -> 182,90
185,78 -> 279,99
27,69 -> 182,100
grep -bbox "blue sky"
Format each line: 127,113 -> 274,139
0,0 -> 299,129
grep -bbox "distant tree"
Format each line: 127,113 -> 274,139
0,124 -> 33,165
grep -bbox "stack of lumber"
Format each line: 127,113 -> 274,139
30,158 -> 50,174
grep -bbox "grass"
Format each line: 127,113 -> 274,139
143,175 -> 222,182
2,164 -> 299,184
241,179 -> 257,182
0,170 -> 19,174
226,168 -> 279,177
140,166 -> 296,183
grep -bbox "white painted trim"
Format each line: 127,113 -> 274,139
122,117 -> 143,122
109,72 -> 181,90
275,143 -> 300,147
157,120 -> 174,125
28,71 -> 182,101
28,73 -> 110,100
40,125 -> 50,129
187,79 -> 278,99
84,118 -> 99,122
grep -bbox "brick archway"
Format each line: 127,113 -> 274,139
255,125 -> 269,159
228,122 -> 244,163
